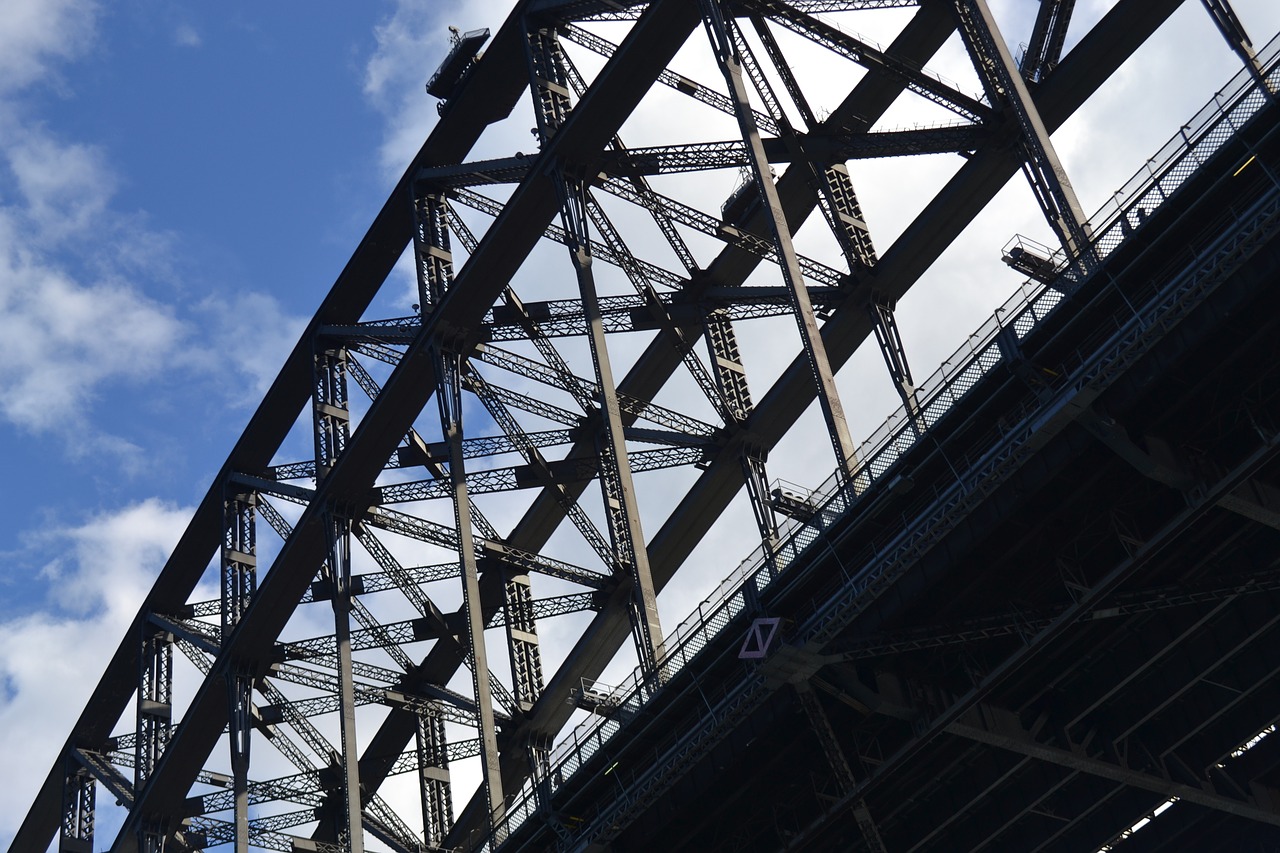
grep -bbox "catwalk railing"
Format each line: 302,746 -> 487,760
485,28 -> 1280,847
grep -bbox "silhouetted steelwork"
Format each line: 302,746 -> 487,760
14,0 -> 1280,851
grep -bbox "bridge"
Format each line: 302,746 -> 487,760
13,0 -> 1280,851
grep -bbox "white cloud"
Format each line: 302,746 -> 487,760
0,211 -> 186,434
0,120 -> 308,452
194,289 -> 309,400
364,0 -> 493,178
0,499 -> 194,845
0,0 -> 95,95
0,0 -> 98,95
40,499 -> 192,616
0,124 -> 185,446
174,23 -> 201,48
0,124 -> 188,440
364,0 -> 443,177
5,126 -> 115,242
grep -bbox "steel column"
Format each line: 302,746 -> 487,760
227,671 -> 253,853
951,0 -> 1095,272
220,490 -> 256,643
434,345 -> 506,833
59,761 -> 95,853
504,570 -> 544,711
135,623 -> 173,852
553,173 -> 668,679
701,0 -> 860,482
1021,0 -> 1076,83
416,709 -> 452,848
135,625 -> 173,789
868,298 -> 920,422
413,192 -> 454,308
413,178 -> 551,718
1201,0 -> 1272,93
220,489 -> 256,850
528,24 -> 667,679
703,307 -> 780,552
322,513 -> 365,853
312,347 -> 350,482
313,345 -> 363,852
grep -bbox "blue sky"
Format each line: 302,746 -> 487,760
0,0 -> 472,841
0,2 -> 411,560
4,0 -> 1280,847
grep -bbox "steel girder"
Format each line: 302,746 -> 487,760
11,0 -> 1215,850
419,0 -> 1192,844
447,2 -> 969,844
509,93 -> 1280,849
12,1 -> 538,845
121,3 -> 700,845
475,1 -> 1180,843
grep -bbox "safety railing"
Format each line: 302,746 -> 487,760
488,31 -> 1280,847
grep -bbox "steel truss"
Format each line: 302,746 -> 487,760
14,0 -> 1268,851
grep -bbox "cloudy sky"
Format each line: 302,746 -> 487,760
3,0 -> 1280,848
